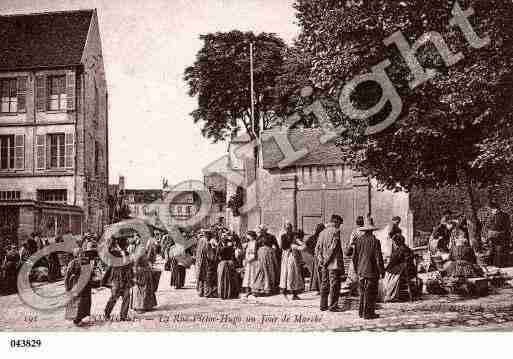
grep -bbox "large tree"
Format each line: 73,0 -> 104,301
184,31 -> 287,142
283,0 -> 513,244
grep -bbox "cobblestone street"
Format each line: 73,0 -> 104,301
2,265 -> 513,332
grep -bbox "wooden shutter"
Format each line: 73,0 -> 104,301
66,72 -> 76,111
17,77 -> 28,113
65,133 -> 74,168
14,134 -> 25,170
36,135 -> 46,169
35,75 -> 46,112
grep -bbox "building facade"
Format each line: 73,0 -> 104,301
0,9 -> 108,244
220,128 -> 411,249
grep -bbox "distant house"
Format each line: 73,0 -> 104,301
0,9 -> 109,243
108,175 -> 163,222
125,189 -> 163,218
167,191 -> 200,222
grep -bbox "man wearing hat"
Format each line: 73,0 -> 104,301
104,231 -> 133,321
316,214 -> 345,312
353,219 -> 385,319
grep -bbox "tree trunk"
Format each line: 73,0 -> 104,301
462,170 -> 482,251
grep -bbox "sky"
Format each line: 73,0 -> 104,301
0,0 -> 299,189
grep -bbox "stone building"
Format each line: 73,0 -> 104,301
224,128 -> 411,246
0,9 -> 109,244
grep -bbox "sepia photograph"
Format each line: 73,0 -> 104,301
0,0 -> 513,347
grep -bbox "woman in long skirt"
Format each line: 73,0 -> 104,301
252,235 -> 279,296
132,255 -> 157,313
2,245 -> 20,294
306,224 -> 325,293
168,244 -> 186,289
279,223 -> 305,300
64,247 -> 95,326
204,237 -> 219,298
381,232 -> 417,302
217,243 -> 240,299
169,257 -> 186,289
242,231 -> 259,296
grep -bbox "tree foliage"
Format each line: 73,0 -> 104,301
184,31 -> 287,142
282,0 -> 513,242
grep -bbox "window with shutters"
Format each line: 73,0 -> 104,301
65,133 -> 74,168
0,135 -> 15,170
0,79 -> 17,113
37,189 -> 67,203
49,133 -> 66,169
0,191 -> 21,201
47,76 -> 67,111
17,77 -> 27,113
36,135 -> 46,169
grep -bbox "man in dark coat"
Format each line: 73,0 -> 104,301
316,214 -> 345,312
486,201 -> 511,267
353,223 -> 385,319
104,237 -> 133,321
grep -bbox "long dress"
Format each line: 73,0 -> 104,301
305,233 -> 320,292
2,250 -> 20,294
195,237 -> 209,296
217,246 -> 240,299
132,260 -> 157,311
48,251 -> 61,282
252,244 -> 278,295
445,244 -> 483,278
381,243 -> 416,302
64,257 -> 92,323
279,233 -> 304,293
169,257 -> 186,289
242,240 -> 258,290
204,243 -> 219,297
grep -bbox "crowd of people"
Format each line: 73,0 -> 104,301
0,231 -> 94,295
187,215 -> 412,319
425,200 -> 511,296
1,199 -> 510,326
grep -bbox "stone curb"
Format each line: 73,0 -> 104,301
393,301 -> 513,313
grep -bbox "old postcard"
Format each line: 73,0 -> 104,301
1,0 -> 513,340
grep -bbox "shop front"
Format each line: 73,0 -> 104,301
0,200 -> 83,246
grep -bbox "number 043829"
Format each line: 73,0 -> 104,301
9,339 -> 42,348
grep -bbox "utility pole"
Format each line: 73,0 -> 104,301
249,41 -> 262,225
250,42 -> 256,138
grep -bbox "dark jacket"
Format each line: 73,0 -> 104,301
353,232 -> 385,279
385,244 -> 416,277
316,223 -> 345,271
